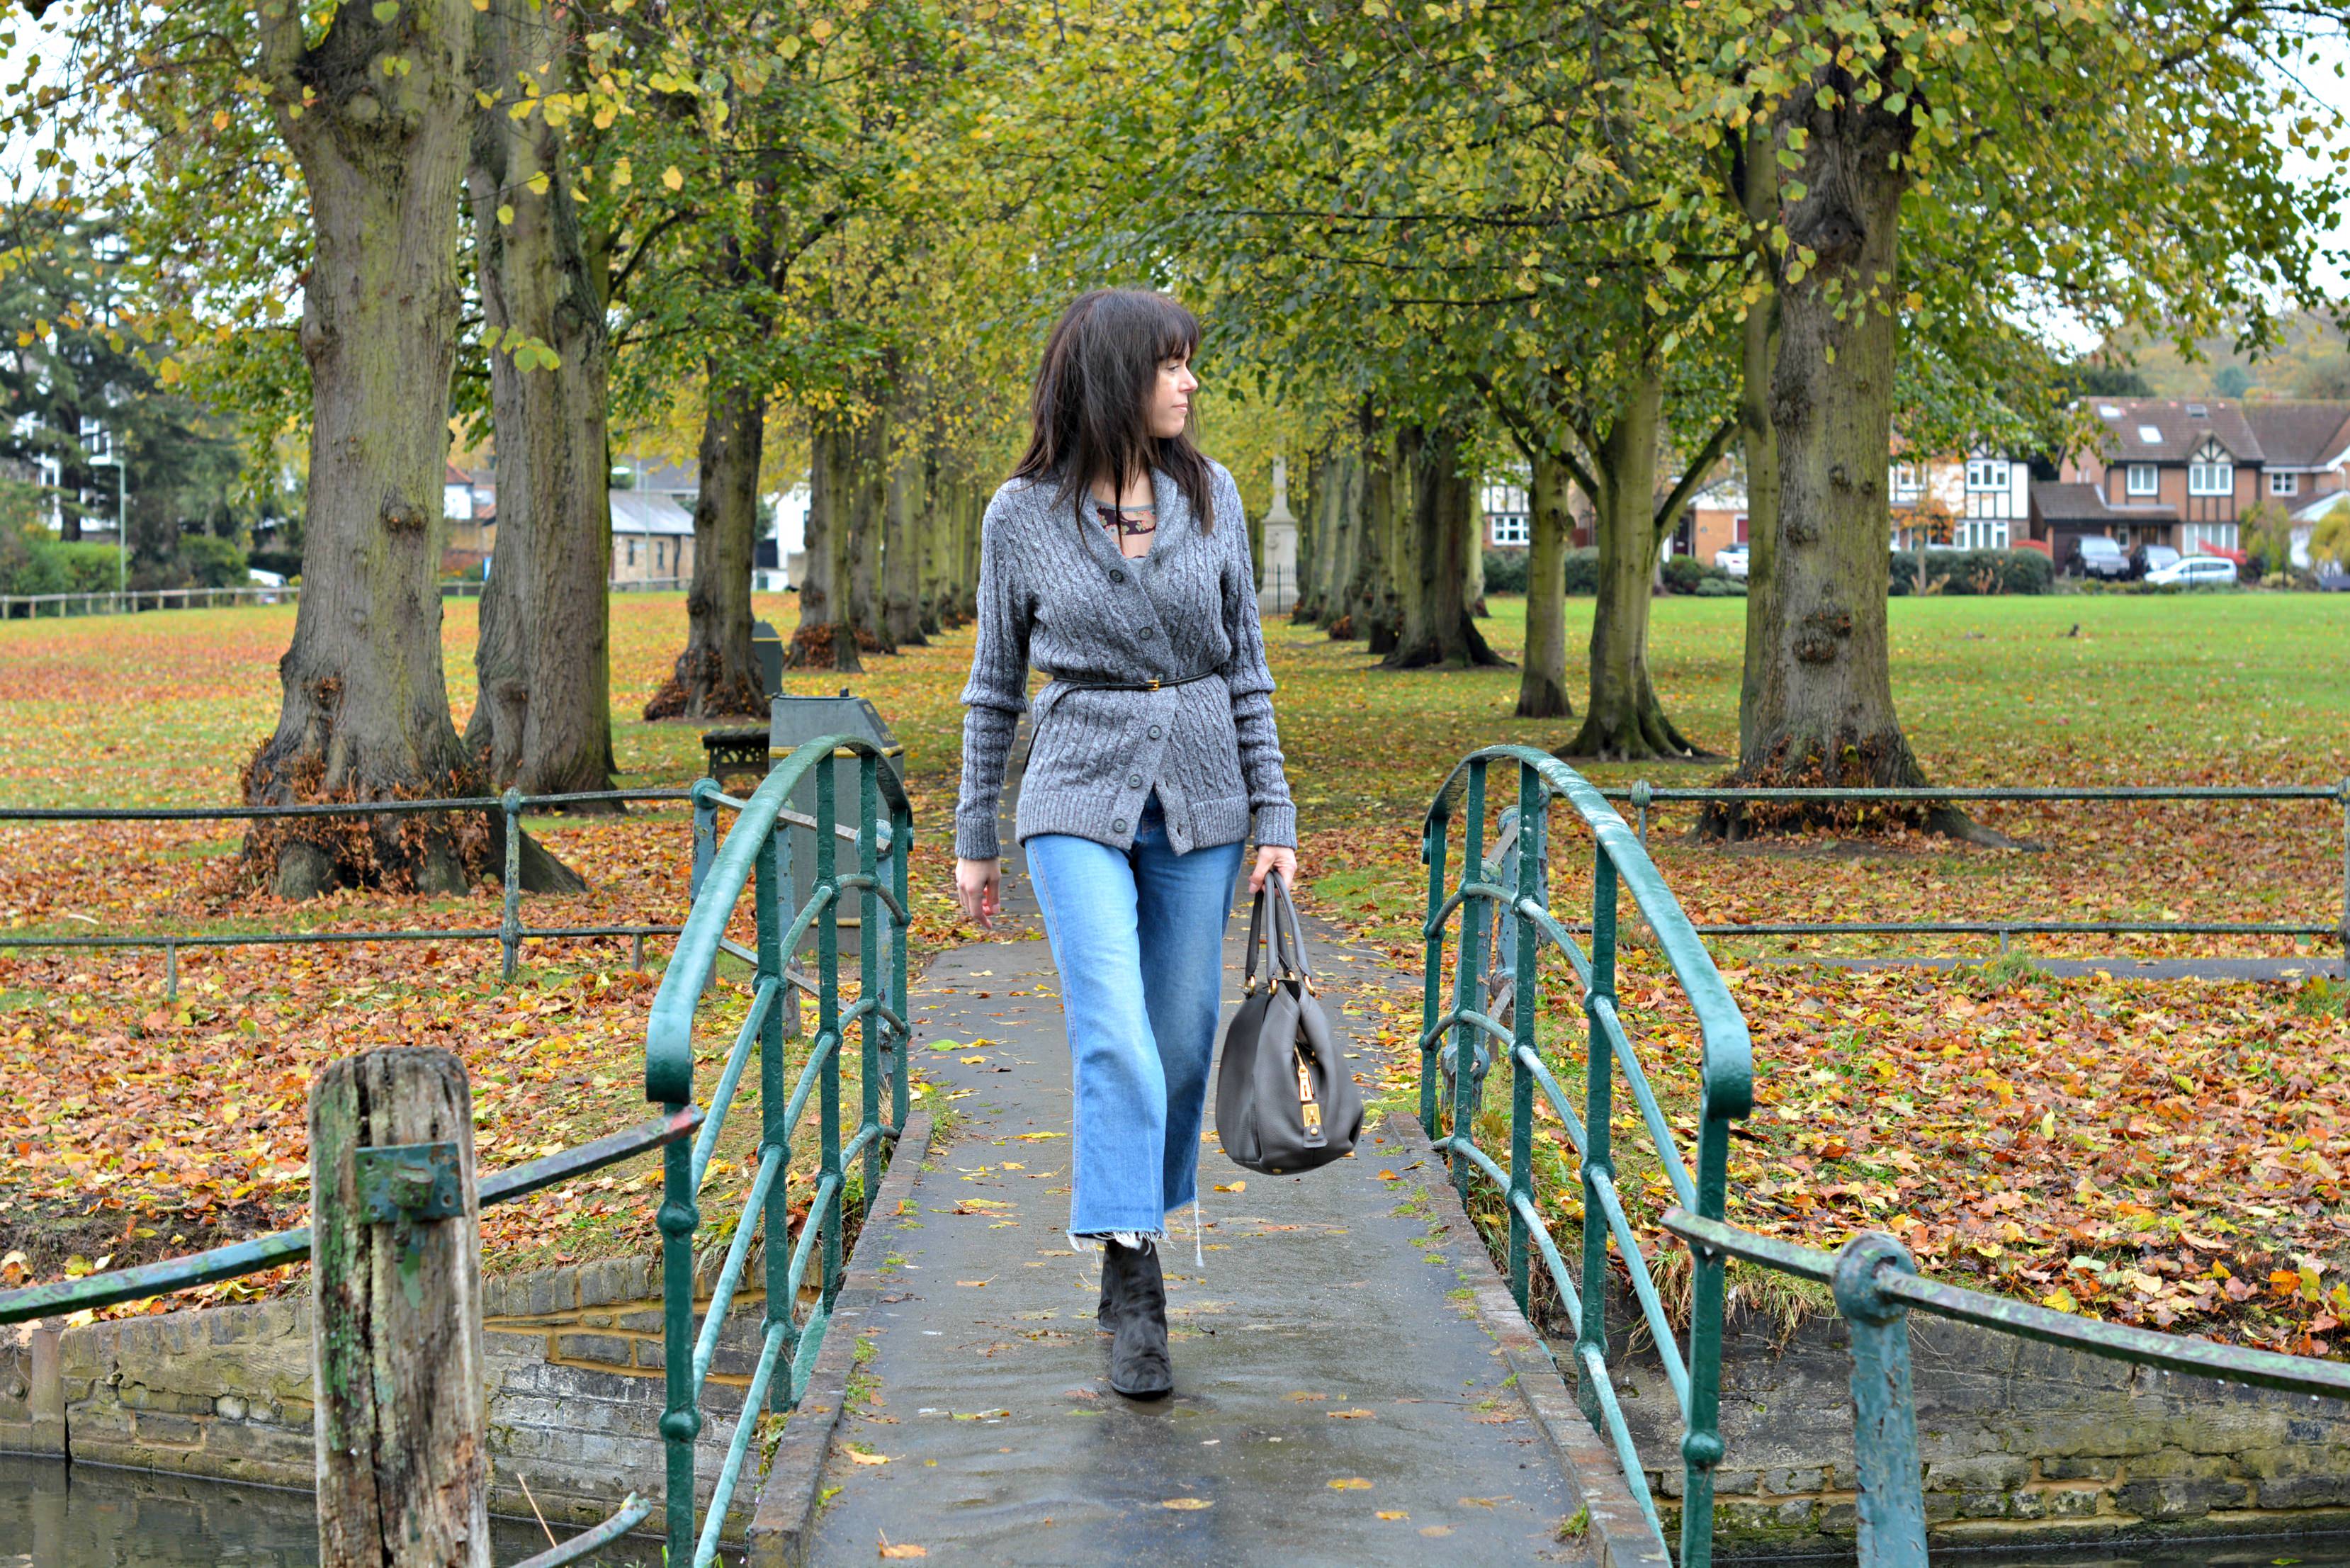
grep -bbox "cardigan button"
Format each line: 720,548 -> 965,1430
1109,569 -> 1126,583
1112,817 -> 1129,833
1147,724 -> 1163,740
1127,772 -> 1144,789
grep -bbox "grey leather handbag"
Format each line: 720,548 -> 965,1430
1214,872 -> 1365,1175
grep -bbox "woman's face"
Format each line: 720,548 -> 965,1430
1148,351 -> 1197,440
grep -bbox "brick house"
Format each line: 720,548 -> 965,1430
2040,397 -> 2350,556
1887,446 -> 2031,551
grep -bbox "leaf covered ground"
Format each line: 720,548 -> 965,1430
1,589 -> 2344,1350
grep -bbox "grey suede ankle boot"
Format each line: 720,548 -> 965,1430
1100,1240 -> 1171,1398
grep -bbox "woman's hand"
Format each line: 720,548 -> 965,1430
955,857 -> 1002,930
1250,844 -> 1299,895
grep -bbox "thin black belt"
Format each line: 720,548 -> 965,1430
1041,667 -> 1219,693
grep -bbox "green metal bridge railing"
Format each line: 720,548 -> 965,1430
1656,1212 -> 2350,1564
648,735 -> 913,1565
1425,745 -> 2350,1565
0,1102 -> 701,1566
0,735 -> 915,1566
1420,744 -> 1752,1557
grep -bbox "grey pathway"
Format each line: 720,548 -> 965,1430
802,840 -> 1590,1565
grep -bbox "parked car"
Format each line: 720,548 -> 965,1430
2145,555 -> 2238,588
247,568 -> 288,604
2064,534 -> 2130,580
1713,543 -> 1749,580
2128,543 -> 2181,581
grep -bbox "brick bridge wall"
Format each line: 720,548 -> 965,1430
1612,1302 -> 2350,1557
0,1251 -> 778,1534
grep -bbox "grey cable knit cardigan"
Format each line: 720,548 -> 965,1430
954,461 -> 1297,861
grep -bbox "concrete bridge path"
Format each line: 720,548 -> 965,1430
789,826 -> 1597,1566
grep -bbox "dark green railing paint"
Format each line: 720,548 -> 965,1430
1,737 -> 913,1566
1419,750 -> 2350,1564
648,738 -> 913,1567
0,1107 -> 701,1326
1661,1210 -> 2350,1565
1420,745 -> 1751,1562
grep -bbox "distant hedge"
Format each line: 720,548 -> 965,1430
1481,545 -> 1747,597
1482,546 -> 1529,593
3,539 -> 122,596
1889,548 -> 2054,596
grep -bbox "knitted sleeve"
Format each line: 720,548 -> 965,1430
1216,471 -> 1297,850
954,500 -> 1030,860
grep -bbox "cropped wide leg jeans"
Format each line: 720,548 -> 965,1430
1025,800 -> 1245,1241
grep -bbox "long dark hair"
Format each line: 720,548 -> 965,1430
1010,288 -> 1216,532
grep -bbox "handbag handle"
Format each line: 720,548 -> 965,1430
1241,879 -> 1275,991
1263,869 -> 1316,990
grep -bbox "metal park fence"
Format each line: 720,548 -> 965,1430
0,789 -> 696,988
1,585 -> 298,616
0,736 -> 916,1567
1418,745 -> 2350,1566
1602,778 -> 2350,956
2,577 -> 715,618
0,781 -> 874,990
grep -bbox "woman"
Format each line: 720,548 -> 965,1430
952,288 -> 1299,1400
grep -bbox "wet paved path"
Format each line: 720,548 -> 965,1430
801,831 -> 1591,1566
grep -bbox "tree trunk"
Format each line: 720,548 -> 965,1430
464,2 -> 614,805
1515,446 -> 1574,718
789,414 -> 864,672
1704,85 -> 1987,840
1384,424 -> 1503,670
1559,370 -> 1707,761
1355,419 -> 1402,652
648,376 -> 765,718
915,439 -> 949,635
840,407 -> 891,656
244,0 -> 482,899
1732,121 -> 1783,764
1463,490 -> 1487,619
881,436 -> 926,646
959,475 -> 983,619
310,1047 -> 488,1567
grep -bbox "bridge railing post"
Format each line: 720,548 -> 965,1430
500,788 -> 523,983
1577,841 -> 1617,1430
1506,764 -> 1547,1314
757,796 -> 793,1409
1419,804 -> 1449,1140
858,755 -> 883,1207
1832,1233 -> 1931,1567
817,762 -> 844,1309
1450,761 -> 1489,1217
310,1047 -> 487,1566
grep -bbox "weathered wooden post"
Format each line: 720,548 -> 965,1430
310,1047 -> 490,1567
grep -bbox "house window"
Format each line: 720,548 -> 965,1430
2126,464 -> 2157,496
1890,462 -> 1924,500
1965,458 -> 2009,492
1959,518 -> 2010,550
2271,470 -> 2300,497
1489,512 -> 1530,546
2184,522 -> 2239,553
2137,424 -> 2164,445
2188,442 -> 2233,497
627,538 -> 638,567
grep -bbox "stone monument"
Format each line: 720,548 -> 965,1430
1258,454 -> 1300,614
